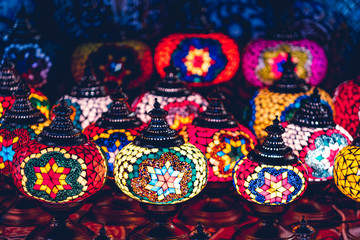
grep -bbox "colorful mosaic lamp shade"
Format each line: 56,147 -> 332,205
250,54 -> 334,140
0,81 -> 50,177
241,34 -> 327,88
282,88 -> 352,182
154,25 -> 240,87
2,8 -> 52,89
232,117 -> 308,239
52,63 -> 112,130
83,88 -> 145,179
114,99 -> 207,239
180,89 -> 257,183
11,98 -> 108,239
71,40 -> 153,90
132,66 -> 208,130
333,76 -> 360,138
0,59 -> 50,119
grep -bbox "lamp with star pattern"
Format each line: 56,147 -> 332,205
52,62 -> 112,130
83,87 -> 147,226
11,99 -> 108,240
0,59 -> 50,119
249,54 -> 334,141
0,81 -> 51,226
178,88 -> 257,227
114,99 -> 207,239
232,117 -> 308,240
334,127 -> 360,239
281,88 -> 352,227
132,65 -> 208,130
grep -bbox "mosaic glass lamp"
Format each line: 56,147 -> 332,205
0,59 -> 50,119
114,99 -> 207,239
154,4 -> 240,88
241,31 -> 327,88
132,66 -> 208,130
0,81 -> 51,226
334,129 -> 360,239
250,54 -> 334,141
83,87 -> 147,225
11,99 -> 108,240
52,63 -> 112,130
232,117 -> 308,239
281,88 -> 352,226
178,89 -> 257,227
2,7 -> 53,89
333,76 -> 360,138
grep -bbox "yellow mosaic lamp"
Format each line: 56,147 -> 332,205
250,54 -> 334,141
334,129 -> 360,239
114,99 -> 207,239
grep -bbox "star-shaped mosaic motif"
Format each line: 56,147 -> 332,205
145,161 -> 184,201
182,46 -> 215,77
256,171 -> 295,204
0,145 -> 16,162
33,157 -> 72,199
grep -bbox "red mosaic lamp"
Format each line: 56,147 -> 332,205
232,117 -> 308,239
0,81 -> 51,226
154,3 -> 240,88
242,29 -> 327,88
114,99 -> 207,239
52,63 -> 112,130
250,54 -> 334,141
11,99 -> 108,240
132,65 -> 208,130
0,59 -> 50,119
83,87 -> 147,225
333,76 -> 360,138
178,88 -> 257,227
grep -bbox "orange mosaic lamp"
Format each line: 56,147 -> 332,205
132,66 -> 208,130
232,117 -> 308,239
114,99 -> 207,239
250,54 -> 334,140
11,99 -> 107,239
334,128 -> 360,239
0,59 -> 50,119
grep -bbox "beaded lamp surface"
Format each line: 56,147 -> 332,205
52,64 -> 112,130
242,37 -> 327,88
0,60 -> 50,119
233,117 -> 308,205
115,99 -> 207,205
282,88 -> 352,182
333,77 -> 360,138
0,82 -> 50,176
132,66 -> 208,130
179,89 -> 257,182
11,99 -> 107,203
83,88 -> 145,179
250,55 -> 334,140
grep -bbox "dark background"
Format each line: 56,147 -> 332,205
1,0 -> 360,121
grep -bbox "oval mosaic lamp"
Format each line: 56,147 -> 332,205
282,88 -> 352,182
242,37 -> 327,88
250,54 -> 333,140
333,76 -> 360,138
0,82 -> 50,177
71,40 -> 153,90
232,117 -> 308,239
154,32 -> 240,87
132,66 -> 208,130
0,60 -> 50,119
52,63 -> 112,130
11,99 -> 108,239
